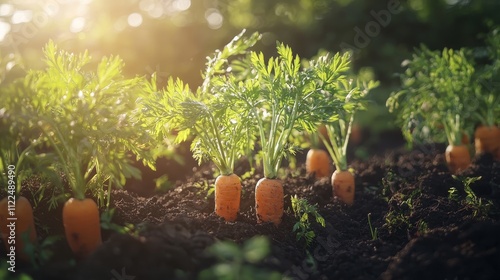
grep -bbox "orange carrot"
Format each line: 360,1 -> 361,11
0,196 -> 37,261
349,123 -> 362,145
474,125 -> 500,159
255,178 -> 284,226
445,144 -> 471,174
62,198 -> 102,258
331,170 -> 355,205
306,149 -> 330,178
214,174 -> 241,222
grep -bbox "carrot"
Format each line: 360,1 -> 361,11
62,198 -> 102,259
474,125 -> 500,159
255,178 -> 284,226
349,123 -> 362,145
445,144 -> 471,174
0,196 -> 37,261
214,173 -> 242,222
306,149 -> 330,178
331,170 -> 355,205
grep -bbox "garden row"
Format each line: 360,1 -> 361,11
0,28 -> 499,267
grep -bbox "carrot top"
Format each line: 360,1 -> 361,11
224,46 -> 347,178
473,29 -> 500,127
388,46 -> 478,147
7,42 -> 157,206
309,53 -> 378,171
143,31 -> 260,176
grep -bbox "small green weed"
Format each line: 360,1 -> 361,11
453,175 -> 493,218
367,213 -> 378,240
416,219 -> 429,235
101,208 -> 140,236
291,195 -> 326,247
193,180 -> 215,199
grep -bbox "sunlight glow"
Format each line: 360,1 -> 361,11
11,10 -> 32,24
127,13 -> 143,27
70,17 -> 86,33
0,22 -> 10,41
0,4 -> 14,17
173,0 -> 191,12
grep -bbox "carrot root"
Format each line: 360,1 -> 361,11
474,125 -> 500,160
445,144 -> 471,174
63,198 -> 102,259
215,174 -> 242,222
0,196 -> 37,261
331,170 -> 355,205
255,178 -> 284,226
306,149 -> 330,178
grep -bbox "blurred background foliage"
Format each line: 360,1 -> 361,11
1,0 -> 499,148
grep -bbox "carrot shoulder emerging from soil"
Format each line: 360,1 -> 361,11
255,178 -> 284,226
214,174 -> 242,222
331,170 -> 355,205
445,144 -> 471,174
0,196 -> 37,261
474,125 -> 500,160
306,149 -> 331,178
63,197 -> 102,259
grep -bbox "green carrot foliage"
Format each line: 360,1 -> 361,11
308,51 -> 378,171
4,42 -> 157,206
387,46 -> 478,146
142,31 -> 260,176
224,44 -> 344,179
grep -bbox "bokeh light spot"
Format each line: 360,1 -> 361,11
173,0 -> 191,12
70,17 -> 86,33
127,13 -> 143,27
0,22 -> 11,41
11,10 -> 32,24
0,4 -> 14,17
205,8 -> 223,29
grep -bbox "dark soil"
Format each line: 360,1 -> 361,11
2,141 -> 500,280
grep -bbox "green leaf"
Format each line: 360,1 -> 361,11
209,241 -> 242,262
243,236 -> 271,263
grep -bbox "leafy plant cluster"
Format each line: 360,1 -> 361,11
387,29 -> 500,147
142,30 -> 378,181
1,30 -> 378,203
0,42 -> 163,206
0,30 -> 378,267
